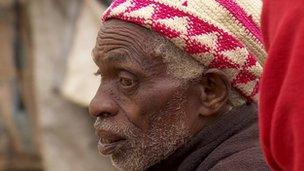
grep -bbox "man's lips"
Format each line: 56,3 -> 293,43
98,139 -> 126,155
96,130 -> 126,155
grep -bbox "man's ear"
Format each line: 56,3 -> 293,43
197,69 -> 231,116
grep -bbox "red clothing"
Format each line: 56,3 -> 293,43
260,0 -> 304,170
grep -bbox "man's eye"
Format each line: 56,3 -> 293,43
119,77 -> 134,87
118,71 -> 137,89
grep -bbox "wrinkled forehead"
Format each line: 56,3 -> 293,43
96,19 -> 158,50
93,19 -> 168,72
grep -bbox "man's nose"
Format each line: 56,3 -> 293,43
89,91 -> 118,118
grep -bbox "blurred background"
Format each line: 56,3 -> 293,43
0,0 -> 117,170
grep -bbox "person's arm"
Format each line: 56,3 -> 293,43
259,0 -> 304,170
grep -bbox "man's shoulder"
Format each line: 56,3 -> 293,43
196,122 -> 269,170
209,122 -> 269,170
208,147 -> 270,171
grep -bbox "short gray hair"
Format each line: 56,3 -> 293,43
150,34 -> 246,107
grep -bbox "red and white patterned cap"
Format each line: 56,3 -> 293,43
101,0 -> 266,102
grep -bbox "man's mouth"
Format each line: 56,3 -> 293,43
96,130 -> 126,155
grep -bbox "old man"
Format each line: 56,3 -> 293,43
89,0 -> 269,170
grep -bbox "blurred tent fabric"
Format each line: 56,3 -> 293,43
0,1 -> 42,170
61,0 -> 104,107
0,0 -> 116,170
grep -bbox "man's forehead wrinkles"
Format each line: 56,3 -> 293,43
101,21 -> 146,35
99,32 -> 144,47
95,21 -> 165,74
100,23 -> 148,41
96,43 -> 149,69
94,41 -> 148,70
97,31 -> 145,53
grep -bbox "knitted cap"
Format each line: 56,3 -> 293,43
101,0 -> 265,102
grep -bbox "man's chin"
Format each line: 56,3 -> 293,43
107,134 -> 191,170
111,156 -> 137,170
110,151 -> 158,171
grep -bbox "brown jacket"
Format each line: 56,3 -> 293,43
148,104 -> 269,171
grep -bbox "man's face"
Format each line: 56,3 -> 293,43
89,20 -> 204,170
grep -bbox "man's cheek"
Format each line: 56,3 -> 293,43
111,92 -> 149,130
115,78 -> 180,129
117,93 -> 168,131
138,79 -> 179,110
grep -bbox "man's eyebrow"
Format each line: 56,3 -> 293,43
104,53 -> 128,63
91,48 -> 128,65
